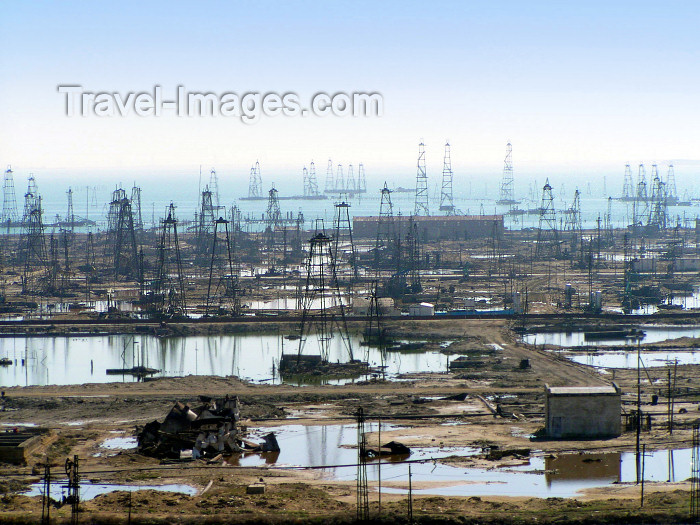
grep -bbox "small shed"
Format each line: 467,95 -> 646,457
545,383 -> 621,439
408,302 -> 435,316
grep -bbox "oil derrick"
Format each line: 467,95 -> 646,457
414,142 -> 429,216
488,219 -> 502,276
196,186 -> 216,257
62,226 -> 73,283
264,185 -> 282,271
647,170 -> 667,231
20,176 -> 48,294
48,234 -> 59,292
301,167 -> 310,197
374,183 -> 397,273
405,216 -> 422,292
306,162 -> 320,197
2,166 -> 18,226
621,163 -> 634,200
107,188 -> 138,280
357,163 -> 367,193
247,161 -> 263,198
564,189 -> 583,260
535,179 -> 561,257
206,217 -> 240,316
324,159 -> 334,193
209,168 -> 220,208
604,197 -> 615,246
333,199 -> 359,281
363,280 -> 390,348
65,188 -> 75,231
346,164 -> 356,192
666,164 -> 678,204
632,164 -> 649,228
497,142 -> 517,205
290,211 -> 305,261
294,226 -> 353,363
131,185 -> 143,230
335,164 -> 345,192
153,204 -> 187,316
439,141 -> 455,214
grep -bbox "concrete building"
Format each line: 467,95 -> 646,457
544,383 -> 621,439
408,302 -> 435,316
353,215 -> 504,241
352,296 -> 400,317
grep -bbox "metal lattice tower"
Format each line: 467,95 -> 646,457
302,166 -> 309,196
2,166 -> 18,225
107,188 -> 138,280
406,216 -> 422,292
131,185 -> 143,230
324,159 -> 334,193
335,164 -> 345,192
65,188 -> 75,230
564,189 -> 583,256
264,185 -> 282,269
414,142 -> 429,216
209,168 -> 220,208
197,186 -> 216,256
439,141 -> 455,214
648,171 -> 667,230
346,164 -> 356,192
296,227 -> 353,362
632,164 -> 649,228
666,164 -> 678,201
498,142 -> 516,204
357,164 -> 367,193
20,176 -> 48,293
375,182 -> 396,273
206,216 -> 240,316
248,161 -> 263,198
356,407 -> 370,523
153,203 -> 187,316
307,162 -> 319,196
333,199 -> 359,280
622,163 -> 634,200
535,179 -> 560,257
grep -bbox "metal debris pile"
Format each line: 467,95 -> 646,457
137,395 -> 280,460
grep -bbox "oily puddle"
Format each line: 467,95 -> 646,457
23,481 -> 197,501
229,424 -> 692,498
524,325 -> 700,347
565,350 -> 700,369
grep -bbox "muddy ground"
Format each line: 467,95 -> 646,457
0,318 -> 699,524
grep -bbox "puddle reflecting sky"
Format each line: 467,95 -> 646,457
0,333 -> 451,387
231,423 -> 693,498
24,481 -> 197,501
523,325 -> 700,347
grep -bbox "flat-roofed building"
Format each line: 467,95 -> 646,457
353,215 -> 503,241
545,383 -> 622,439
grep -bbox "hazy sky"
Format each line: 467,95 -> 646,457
1,0 -> 698,187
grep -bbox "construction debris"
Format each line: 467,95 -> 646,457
136,395 -> 281,460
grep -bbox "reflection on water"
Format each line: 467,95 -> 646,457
228,424 -> 692,498
568,350 -> 700,368
0,333 -> 450,387
524,325 -> 700,347
545,452 -> 620,486
23,481 -> 197,501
